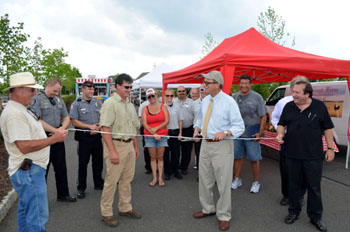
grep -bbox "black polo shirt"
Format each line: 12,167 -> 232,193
278,98 -> 334,160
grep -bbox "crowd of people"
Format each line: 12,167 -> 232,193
0,71 -> 334,232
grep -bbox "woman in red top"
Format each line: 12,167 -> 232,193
142,88 -> 170,187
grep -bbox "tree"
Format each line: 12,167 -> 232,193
257,6 -> 295,47
0,14 -> 81,94
0,14 -> 30,90
200,32 -> 218,58
256,6 -> 296,97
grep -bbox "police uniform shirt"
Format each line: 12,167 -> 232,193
31,92 -> 69,128
70,97 -> 101,125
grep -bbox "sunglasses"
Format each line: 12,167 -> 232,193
177,90 -> 185,93
165,94 -> 173,97
123,85 -> 132,89
84,85 -> 94,88
147,95 -> 156,99
203,81 -> 217,85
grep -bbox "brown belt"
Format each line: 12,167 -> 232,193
113,138 -> 133,143
205,139 -> 219,142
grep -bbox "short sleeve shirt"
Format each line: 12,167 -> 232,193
278,98 -> 334,159
165,103 -> 184,129
70,97 -> 101,125
31,92 -> 69,128
99,94 -> 140,140
0,100 -> 49,176
174,98 -> 194,128
233,90 -> 267,137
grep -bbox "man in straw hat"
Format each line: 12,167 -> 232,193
192,70 -> 244,231
0,72 -> 68,232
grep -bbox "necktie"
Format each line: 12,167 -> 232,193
202,98 -> 213,138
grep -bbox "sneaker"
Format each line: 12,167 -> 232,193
250,181 -> 261,193
231,178 -> 242,190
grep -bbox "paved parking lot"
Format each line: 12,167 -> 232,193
1,132 -> 349,231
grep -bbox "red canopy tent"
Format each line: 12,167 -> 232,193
162,27 -> 350,148
162,27 -> 350,95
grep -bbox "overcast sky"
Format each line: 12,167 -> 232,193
1,0 -> 350,79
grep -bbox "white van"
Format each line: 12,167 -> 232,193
266,81 -> 349,147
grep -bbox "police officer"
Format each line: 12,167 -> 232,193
31,78 -> 76,202
70,81 -> 104,199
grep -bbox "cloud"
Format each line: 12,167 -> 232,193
1,0 -> 350,80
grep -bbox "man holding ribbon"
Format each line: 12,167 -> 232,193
99,74 -> 141,227
192,70 -> 244,231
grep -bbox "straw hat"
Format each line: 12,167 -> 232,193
4,72 -> 43,91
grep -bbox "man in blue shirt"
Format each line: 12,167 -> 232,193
192,70 -> 244,231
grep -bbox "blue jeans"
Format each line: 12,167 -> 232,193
10,164 -> 49,232
234,139 -> 262,161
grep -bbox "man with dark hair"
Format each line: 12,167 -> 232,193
232,74 -> 267,194
1,72 -> 68,231
277,79 -> 334,232
31,77 -> 76,202
99,73 -> 141,227
70,81 -> 104,199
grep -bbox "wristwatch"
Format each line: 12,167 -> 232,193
327,147 -> 335,151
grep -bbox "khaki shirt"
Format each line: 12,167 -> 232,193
0,100 -> 49,176
100,94 -> 139,140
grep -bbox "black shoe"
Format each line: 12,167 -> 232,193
310,220 -> 327,232
164,174 -> 171,180
284,214 -> 298,224
94,185 -> 103,190
180,170 -> 188,175
57,196 -> 77,202
145,169 -> 152,174
174,171 -> 183,180
77,190 -> 85,199
280,197 -> 289,206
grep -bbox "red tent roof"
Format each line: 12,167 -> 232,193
163,27 -> 350,88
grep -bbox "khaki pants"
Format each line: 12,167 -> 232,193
198,139 -> 234,221
101,140 -> 135,216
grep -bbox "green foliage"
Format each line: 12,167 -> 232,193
200,32 -> 219,59
257,6 -> 295,47
62,94 -> 76,111
0,14 -> 30,91
0,14 -> 81,94
252,83 -> 270,100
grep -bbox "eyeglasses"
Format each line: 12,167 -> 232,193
177,90 -> 185,93
165,95 -> 173,97
27,107 -> 40,121
123,85 -> 132,89
147,95 -> 156,99
203,81 -> 217,86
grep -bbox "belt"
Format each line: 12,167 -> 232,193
113,138 -> 133,143
205,139 -> 219,142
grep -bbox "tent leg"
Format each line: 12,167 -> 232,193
346,141 -> 350,169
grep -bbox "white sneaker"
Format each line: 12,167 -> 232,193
250,181 -> 261,193
231,178 -> 242,190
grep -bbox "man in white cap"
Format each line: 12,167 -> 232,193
193,70 -> 244,231
0,72 -> 68,232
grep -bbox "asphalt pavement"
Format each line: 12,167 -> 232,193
0,131 -> 350,232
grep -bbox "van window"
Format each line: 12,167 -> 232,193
266,88 -> 286,106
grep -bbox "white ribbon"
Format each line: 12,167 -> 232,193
68,128 -> 277,141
